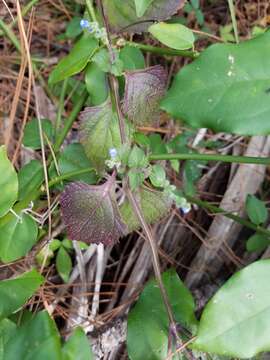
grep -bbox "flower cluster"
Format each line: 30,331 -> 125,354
80,19 -> 108,45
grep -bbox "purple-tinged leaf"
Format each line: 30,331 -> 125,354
60,179 -> 127,245
103,0 -> 183,33
123,65 -> 167,126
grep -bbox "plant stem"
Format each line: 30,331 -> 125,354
55,78 -> 68,135
85,0 -> 97,22
149,153 -> 270,165
227,0 -> 239,43
48,168 -> 95,187
123,40 -> 199,59
54,89 -> 89,153
186,194 -> 270,238
0,18 -> 21,52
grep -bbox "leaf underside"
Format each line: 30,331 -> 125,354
123,65 -> 167,126
103,0 -> 183,33
60,180 -> 127,245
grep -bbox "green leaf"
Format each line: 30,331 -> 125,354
56,247 -> 72,283
62,327 -> 94,360
0,269 -> 44,320
0,213 -> 38,263
0,319 -> 16,360
193,259 -> 270,358
120,186 -> 171,233
85,62 -> 108,105
65,17 -> 82,39
119,45 -> 145,70
92,48 -> 123,76
149,22 -> 195,50
23,118 -> 53,150
246,233 -> 270,252
79,99 -> 131,173
123,66 -> 167,126
127,269 -> 197,360
0,146 -> 18,218
128,169 -> 145,191
58,143 -> 98,184
49,34 -> 98,84
60,179 -> 127,245
4,311 -> 62,360
134,0 -> 154,17
245,194 -> 268,225
128,145 -> 148,168
149,164 -> 167,188
103,0 -> 183,33
18,160 -> 43,200
161,30 -> 270,135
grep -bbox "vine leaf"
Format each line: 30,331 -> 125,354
120,186 -> 171,233
79,100 -> 131,174
123,65 -> 167,126
60,179 -> 127,245
103,0 -> 183,33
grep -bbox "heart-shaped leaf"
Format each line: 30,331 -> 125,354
103,0 -> 183,33
0,213 -> 38,263
193,260 -> 270,358
60,179 -> 127,245
161,30 -> 270,135
0,269 -> 44,320
123,65 -> 167,126
120,186 -> 171,233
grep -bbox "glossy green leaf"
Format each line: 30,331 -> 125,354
246,233 -> 270,252
23,118 -> 53,150
0,213 -> 38,263
0,146 -> 18,218
62,327 -> 94,360
49,35 -> 98,84
193,260 -> 270,358
134,0 -> 154,17
119,46 -> 145,70
0,269 -> 44,320
161,30 -> 270,135
18,160 -> 43,200
85,62 -> 108,105
127,269 -> 197,360
79,100 -> 132,173
120,186 -> 171,233
56,247 -> 72,283
103,0 -> 182,33
245,194 -> 268,225
58,143 -> 98,184
149,22 -> 195,50
4,311 -> 62,360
